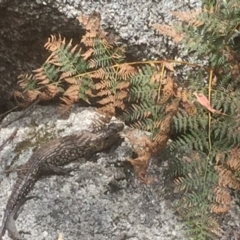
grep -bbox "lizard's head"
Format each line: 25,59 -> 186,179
98,121 -> 124,150
81,121 -> 124,158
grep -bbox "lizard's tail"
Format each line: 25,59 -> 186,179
0,210 -> 8,239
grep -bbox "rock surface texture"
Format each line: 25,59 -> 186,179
0,0 -> 201,114
1,1 -> 240,239
0,106 -> 186,240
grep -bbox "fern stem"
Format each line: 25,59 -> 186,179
74,59 -> 212,79
117,59 -> 211,70
157,64 -> 165,103
208,69 -> 214,153
25,82 -> 61,92
203,69 -> 213,192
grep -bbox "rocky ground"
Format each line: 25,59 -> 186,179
0,1 -> 240,239
0,106 -> 187,240
0,0 -> 201,115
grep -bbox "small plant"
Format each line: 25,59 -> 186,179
154,0 -> 240,238
14,12 -> 181,182
13,1 -> 240,238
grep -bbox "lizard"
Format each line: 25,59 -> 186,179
0,121 -> 124,240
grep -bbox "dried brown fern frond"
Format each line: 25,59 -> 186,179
88,59 -> 97,69
152,134 -> 169,152
78,12 -> 105,48
15,32 -> 85,112
208,216 -> 224,237
38,92 -> 57,101
215,165 -> 240,190
151,23 -> 184,43
17,74 -> 36,89
45,36 -> 81,68
214,186 -> 232,205
95,80 -> 110,90
150,72 -> 176,104
152,97 -> 179,148
116,81 -> 130,90
59,95 -> 76,119
57,85 -> 81,117
223,47 -> 240,80
97,91 -> 127,111
81,48 -> 94,60
210,186 -> 232,214
127,99 -> 179,182
97,95 -> 115,105
211,203 -> 231,214
81,35 -> 95,48
13,90 -> 40,108
172,9 -> 203,27
117,63 -> 138,80
113,99 -> 125,110
158,75 -> 175,104
94,89 -> 112,97
150,72 -> 176,105
38,87 -> 58,101
32,67 -> 51,86
226,147 -> 240,171
165,98 -> 180,113
63,85 -> 80,102
89,68 -> 106,81
61,76 -> 79,85
115,90 -> 128,101
150,71 -> 165,84
28,90 -> 41,101
97,104 -> 116,119
157,115 -> 173,135
126,130 -> 156,183
178,88 -> 197,116
14,85 -> 40,107
111,47 -> 125,60
77,11 -> 101,33
162,61 -> 175,72
44,34 -> 66,52
177,197 -> 212,225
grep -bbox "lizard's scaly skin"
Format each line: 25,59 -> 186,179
0,122 -> 124,240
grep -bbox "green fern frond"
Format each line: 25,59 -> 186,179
173,109 -> 208,134
90,38 -> 124,68
79,75 -> 95,102
56,45 -> 87,75
171,148 -> 220,239
35,63 -> 60,84
127,65 -> 158,102
18,74 -> 38,91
